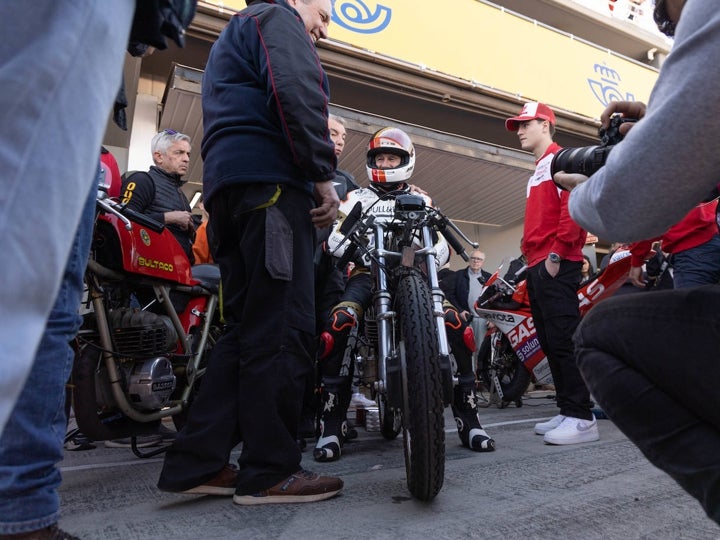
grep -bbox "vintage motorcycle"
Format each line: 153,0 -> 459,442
66,181 -> 222,457
330,191 -> 477,501
473,251 -> 633,407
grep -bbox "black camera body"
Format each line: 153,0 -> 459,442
550,115 -> 636,179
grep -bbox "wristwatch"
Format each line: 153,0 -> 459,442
548,252 -> 562,264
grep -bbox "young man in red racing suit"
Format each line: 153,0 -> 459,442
314,127 -> 495,462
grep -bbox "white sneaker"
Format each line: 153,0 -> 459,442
534,414 -> 565,435
543,415 -> 599,445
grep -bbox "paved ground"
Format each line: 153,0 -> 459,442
58,392 -> 719,540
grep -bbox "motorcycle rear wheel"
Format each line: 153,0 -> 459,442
478,333 -> 531,404
395,272 -> 445,501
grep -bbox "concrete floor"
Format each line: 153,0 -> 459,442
58,392 -> 719,540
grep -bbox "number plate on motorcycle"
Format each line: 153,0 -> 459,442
401,246 -> 415,267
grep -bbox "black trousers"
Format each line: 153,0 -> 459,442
575,285 -> 720,524
158,184 -> 316,495
526,260 -> 592,420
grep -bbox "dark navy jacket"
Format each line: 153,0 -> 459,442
201,0 -> 336,203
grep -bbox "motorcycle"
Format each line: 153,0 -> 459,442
330,191 -> 477,501
66,182 -> 222,457
473,251 -> 633,408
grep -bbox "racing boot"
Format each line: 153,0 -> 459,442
313,377 -> 349,462
452,377 -> 495,452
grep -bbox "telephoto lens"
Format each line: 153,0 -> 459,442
550,145 -> 614,178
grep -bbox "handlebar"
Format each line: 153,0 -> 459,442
96,191 -> 165,233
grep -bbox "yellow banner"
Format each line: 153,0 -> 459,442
204,0 -> 659,119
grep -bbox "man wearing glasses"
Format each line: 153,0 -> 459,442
121,129 -> 196,263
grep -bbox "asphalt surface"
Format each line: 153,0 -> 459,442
58,391 -> 719,540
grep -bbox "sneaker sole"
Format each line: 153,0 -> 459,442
543,431 -> 600,445
179,486 -> 235,496
233,488 -> 342,505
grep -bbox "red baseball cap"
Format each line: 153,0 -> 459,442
505,102 -> 556,131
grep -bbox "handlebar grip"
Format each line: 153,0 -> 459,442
441,227 -> 468,261
122,208 -> 165,233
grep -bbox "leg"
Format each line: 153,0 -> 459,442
527,261 -> 593,420
0,181 -> 96,534
314,273 -> 372,462
0,1 -> 134,433
575,285 -> 720,524
444,305 -> 494,452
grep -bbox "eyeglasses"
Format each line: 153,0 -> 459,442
653,0 -> 676,37
163,128 -> 178,135
470,257 -> 484,262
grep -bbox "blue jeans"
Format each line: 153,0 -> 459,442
574,285 -> 720,524
0,181 -> 95,533
672,234 -> 720,289
0,0 -> 134,434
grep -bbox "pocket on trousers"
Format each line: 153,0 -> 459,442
265,205 -> 293,281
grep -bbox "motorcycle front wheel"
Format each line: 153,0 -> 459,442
478,333 -> 531,405
395,272 -> 445,501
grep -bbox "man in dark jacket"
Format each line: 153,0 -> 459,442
158,0 -> 342,505
121,129 -> 196,263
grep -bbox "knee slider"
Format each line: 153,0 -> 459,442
329,305 -> 359,334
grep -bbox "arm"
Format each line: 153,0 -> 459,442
121,172 -> 164,224
567,2 -> 720,241
257,9 -> 336,182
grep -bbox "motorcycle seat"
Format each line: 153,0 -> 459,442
191,263 -> 221,294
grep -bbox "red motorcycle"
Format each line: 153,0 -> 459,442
67,184 -> 222,456
473,252 -> 632,407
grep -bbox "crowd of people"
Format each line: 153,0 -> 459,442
4,0 -> 720,536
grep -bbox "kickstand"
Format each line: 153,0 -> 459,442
131,437 -> 172,459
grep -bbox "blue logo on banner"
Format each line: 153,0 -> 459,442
587,62 -> 636,107
332,0 -> 392,34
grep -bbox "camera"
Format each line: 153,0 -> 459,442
550,114 -> 636,179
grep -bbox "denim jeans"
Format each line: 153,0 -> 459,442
672,234 -> 720,289
574,285 -> 720,524
0,0 -> 134,434
0,181 -> 95,534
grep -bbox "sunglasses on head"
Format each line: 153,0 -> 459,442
163,128 -> 178,135
653,0 -> 676,37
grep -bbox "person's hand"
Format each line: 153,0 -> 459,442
553,172 -> 589,192
311,180 -> 340,229
165,210 -> 194,230
460,310 -> 470,322
544,257 -> 560,278
408,184 -> 428,196
600,101 -> 647,136
629,265 -> 647,288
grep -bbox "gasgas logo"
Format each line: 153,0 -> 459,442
508,317 -> 535,349
138,256 -> 174,273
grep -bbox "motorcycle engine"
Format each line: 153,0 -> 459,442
99,308 -> 179,410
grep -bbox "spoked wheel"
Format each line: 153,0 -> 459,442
478,333 -> 531,405
395,272 -> 445,501
378,393 -> 401,440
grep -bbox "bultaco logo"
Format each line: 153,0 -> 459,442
137,256 -> 174,273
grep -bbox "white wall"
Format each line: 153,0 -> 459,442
127,93 -> 159,174
448,221 -> 524,274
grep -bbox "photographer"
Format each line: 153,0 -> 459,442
554,0 -> 720,524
